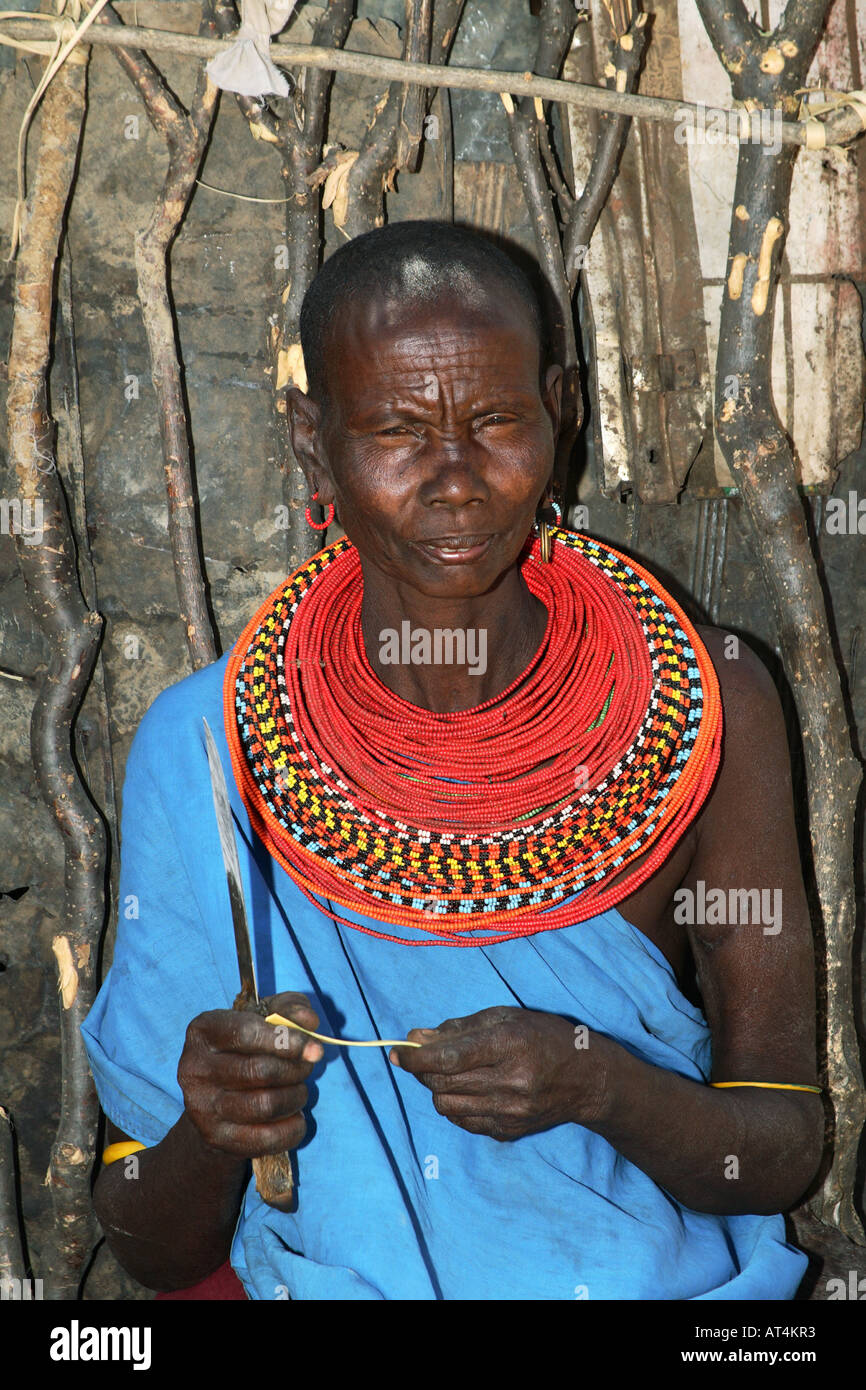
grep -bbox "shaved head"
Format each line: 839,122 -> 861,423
299,220 -> 548,406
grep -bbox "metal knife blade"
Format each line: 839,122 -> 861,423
202,717 -> 295,1210
203,716 -> 259,1008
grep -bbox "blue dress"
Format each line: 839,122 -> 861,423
81,654 -> 807,1300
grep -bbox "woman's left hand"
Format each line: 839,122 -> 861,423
390,1006 -> 607,1141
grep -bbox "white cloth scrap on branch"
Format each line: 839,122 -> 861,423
205,0 -> 297,98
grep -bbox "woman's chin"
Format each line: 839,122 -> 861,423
351,533 -> 528,601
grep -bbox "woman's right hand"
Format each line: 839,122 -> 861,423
177,991 -> 324,1160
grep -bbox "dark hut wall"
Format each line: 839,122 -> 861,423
0,0 -> 863,1300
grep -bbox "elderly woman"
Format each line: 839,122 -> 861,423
82,220 -> 822,1301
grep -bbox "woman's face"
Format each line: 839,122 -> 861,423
289,289 -> 562,602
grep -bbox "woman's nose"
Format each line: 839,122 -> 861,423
417,435 -> 491,508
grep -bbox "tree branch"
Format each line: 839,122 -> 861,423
0,1108 -> 26,1287
343,0 -> 435,237
691,0 -> 759,78
396,0 -> 433,171
211,0 -> 354,561
88,0 -> 185,132
303,0 -> 356,146
4,14 -> 861,147
776,0 -> 832,63
104,0 -> 222,669
6,54 -> 105,1299
563,8 -> 648,291
701,0 -> 865,1241
501,0 -> 579,493
431,0 -> 465,58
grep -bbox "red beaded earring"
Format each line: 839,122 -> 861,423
305,490 -> 335,530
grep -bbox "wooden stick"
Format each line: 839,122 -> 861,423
502,0 -> 578,495
342,0 -> 433,239
564,14 -> 648,291
111,2 -> 220,670
6,52 -> 104,1298
210,0 -> 354,568
133,71 -> 219,671
1,13 -> 860,146
0,1108 -> 27,1288
696,0 -> 866,1242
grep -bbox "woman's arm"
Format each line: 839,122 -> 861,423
94,1112 -> 249,1292
393,630 -> 824,1214
93,995 -> 323,1291
572,1032 -> 822,1214
571,629 -> 824,1210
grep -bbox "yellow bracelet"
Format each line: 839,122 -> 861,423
102,1141 -> 147,1165
710,1082 -> 822,1093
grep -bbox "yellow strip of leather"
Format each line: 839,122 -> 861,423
102,1140 -> 147,1165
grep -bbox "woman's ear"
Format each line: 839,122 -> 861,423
543,364 -> 564,441
566,364 -> 584,438
286,386 -> 321,481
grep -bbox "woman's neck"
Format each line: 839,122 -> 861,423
360,564 -> 549,713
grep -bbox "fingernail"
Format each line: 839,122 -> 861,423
389,1049 -> 401,1067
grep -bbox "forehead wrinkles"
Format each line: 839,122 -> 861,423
366,329 -> 532,401
324,300 -> 541,421
383,324 -> 496,354
377,341 -> 503,376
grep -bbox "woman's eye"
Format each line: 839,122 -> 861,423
379,425 -> 415,437
476,414 -> 513,427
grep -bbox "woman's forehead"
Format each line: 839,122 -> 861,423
323,292 -> 540,396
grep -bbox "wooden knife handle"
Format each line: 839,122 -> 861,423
234,992 -> 295,1210
252,1153 -> 294,1210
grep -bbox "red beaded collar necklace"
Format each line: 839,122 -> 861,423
224,528 -> 722,947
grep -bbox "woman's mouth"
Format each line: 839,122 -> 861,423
414,535 -> 493,564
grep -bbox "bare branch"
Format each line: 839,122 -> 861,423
133,72 -> 220,668
0,1109 -> 26,1286
212,0 -> 355,561
525,0 -> 578,210
116,2 -> 222,670
57,251 -> 121,880
563,10 -> 648,290
75,2 -> 222,666
431,0 -> 465,58
303,0 -> 356,145
344,0 -> 435,238
507,105 -> 573,349
537,113 -> 575,208
6,55 -> 104,1298
4,15 -> 859,146
533,0 -> 577,80
504,0 -> 579,491
692,0 -> 761,79
396,0 -> 434,171
274,0 -> 354,562
775,0 -> 832,63
86,0 -> 186,133
700,0 -> 865,1241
